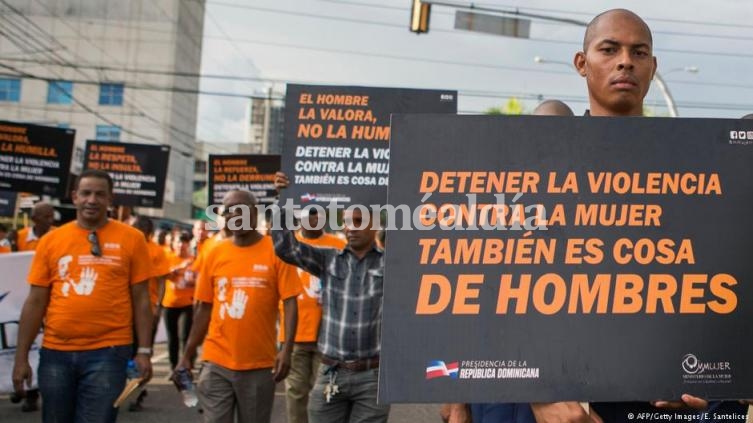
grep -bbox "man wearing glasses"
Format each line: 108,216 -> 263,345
12,169 -> 155,423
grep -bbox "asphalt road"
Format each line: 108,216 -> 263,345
0,343 -> 441,423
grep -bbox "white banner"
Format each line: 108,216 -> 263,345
0,252 -> 39,394
0,251 -> 168,394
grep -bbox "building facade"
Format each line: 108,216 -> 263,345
247,94 -> 285,154
0,0 -> 204,220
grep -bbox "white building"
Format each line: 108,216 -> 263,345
247,93 -> 285,154
0,0 -> 205,220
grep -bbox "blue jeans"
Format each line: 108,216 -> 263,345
471,403 -> 536,423
38,345 -> 130,423
308,365 -> 390,423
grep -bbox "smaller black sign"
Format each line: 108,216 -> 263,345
0,190 -> 16,217
0,120 -> 75,197
208,155 -> 280,206
82,140 -> 171,208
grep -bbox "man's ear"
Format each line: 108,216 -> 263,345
652,56 -> 658,80
574,52 -> 587,77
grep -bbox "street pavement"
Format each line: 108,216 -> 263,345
8,344 -> 748,423
0,342 -> 441,423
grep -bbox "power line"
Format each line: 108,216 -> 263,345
0,62 -> 161,142
0,7 -> 165,143
5,50 -> 753,93
337,0 -> 753,39
470,1 -> 753,30
5,66 -> 751,114
206,1 -> 753,59
0,70 -> 282,99
204,6 -> 264,82
22,0 -> 205,150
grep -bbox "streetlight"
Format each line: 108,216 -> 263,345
533,56 -> 574,69
652,66 -> 698,117
534,56 -> 699,117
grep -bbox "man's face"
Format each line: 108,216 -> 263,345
72,177 -> 112,226
222,192 -> 257,237
32,207 -> 55,233
575,12 -> 657,116
343,209 -> 377,251
193,220 -> 208,242
302,212 -> 323,232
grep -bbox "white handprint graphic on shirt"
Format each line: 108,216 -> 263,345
302,276 -> 322,300
69,267 -> 98,296
58,255 -> 74,297
217,277 -> 228,302
219,288 -> 248,320
225,289 -> 248,320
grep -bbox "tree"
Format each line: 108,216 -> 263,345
485,97 -> 526,115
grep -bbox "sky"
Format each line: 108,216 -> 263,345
195,0 -> 753,144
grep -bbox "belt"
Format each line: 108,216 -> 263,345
321,355 -> 380,371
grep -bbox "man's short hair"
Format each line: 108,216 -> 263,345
179,231 -> 193,243
74,169 -> 114,193
583,9 -> 653,51
133,215 -> 154,235
533,100 -> 574,116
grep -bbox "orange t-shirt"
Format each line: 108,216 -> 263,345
162,254 -> 195,308
0,238 -> 10,253
146,240 -> 170,307
195,236 -> 301,371
278,232 -> 346,343
17,226 -> 55,251
27,220 -> 152,351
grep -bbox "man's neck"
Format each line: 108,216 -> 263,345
348,243 -> 375,260
299,229 -> 323,239
76,217 -> 108,231
588,102 -> 643,117
233,231 -> 262,247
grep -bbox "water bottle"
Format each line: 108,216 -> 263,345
172,368 -> 198,407
126,359 -> 140,379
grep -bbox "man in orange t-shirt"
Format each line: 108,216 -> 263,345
129,215 -> 170,411
0,223 -> 10,253
279,208 -> 346,423
162,231 -> 195,369
177,190 -> 301,423
132,216 -> 170,331
12,169 -> 155,423
15,202 -> 56,252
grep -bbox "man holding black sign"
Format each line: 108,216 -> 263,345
527,8 -> 750,423
273,172 -> 390,423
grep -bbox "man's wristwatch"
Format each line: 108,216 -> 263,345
136,347 -> 153,357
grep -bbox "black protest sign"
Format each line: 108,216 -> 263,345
281,84 -> 457,206
0,121 -> 75,197
0,190 -> 16,216
208,155 -> 280,206
83,141 -> 170,208
379,115 -> 753,403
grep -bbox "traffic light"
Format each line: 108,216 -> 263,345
410,0 -> 431,34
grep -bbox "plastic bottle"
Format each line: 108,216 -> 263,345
126,359 -> 139,379
173,368 -> 198,407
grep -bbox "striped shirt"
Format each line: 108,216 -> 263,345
272,219 -> 384,361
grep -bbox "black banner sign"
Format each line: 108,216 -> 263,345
83,140 -> 170,208
0,120 -> 75,197
208,154 -> 280,206
379,115 -> 753,403
281,84 -> 457,206
0,191 -> 16,217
